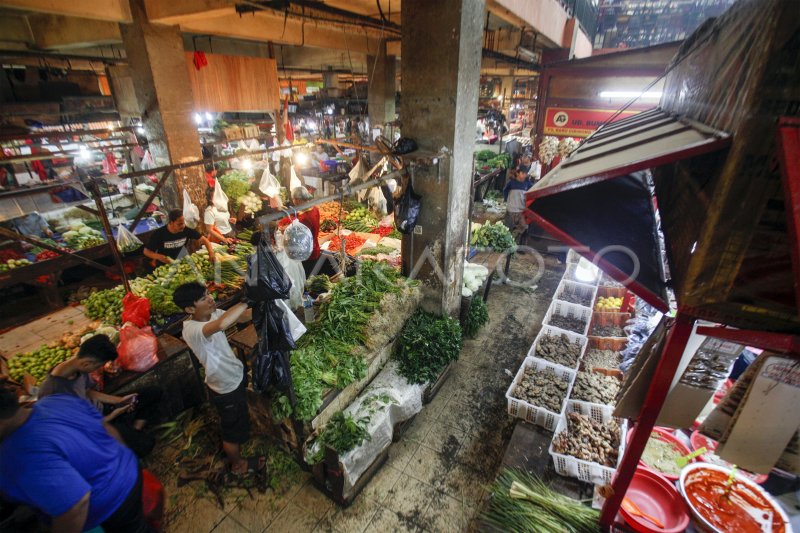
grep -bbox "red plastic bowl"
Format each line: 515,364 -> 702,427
689,430 -> 768,484
628,427 -> 692,482
620,467 -> 690,533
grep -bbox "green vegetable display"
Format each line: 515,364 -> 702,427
470,221 -> 516,252
306,411 -> 371,464
395,310 -> 462,384
356,244 -> 395,257
83,286 -> 125,325
482,469 -> 599,533
6,343 -> 74,383
305,274 -> 333,295
218,170 -> 251,207
474,150 -> 511,170
0,258 -> 32,271
462,296 -> 489,338
274,261 -> 413,422
342,204 -> 378,232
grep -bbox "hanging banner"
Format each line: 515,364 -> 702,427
544,107 -> 640,137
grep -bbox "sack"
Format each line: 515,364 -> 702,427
121,292 -> 150,328
258,167 -> 281,198
368,186 -> 388,216
212,179 -> 229,211
392,137 -> 418,155
284,219 -> 313,261
290,166 -> 311,201
117,324 -> 159,372
395,182 -> 422,234
116,224 -> 143,253
182,189 -> 200,229
276,299 -> 306,341
245,239 -> 292,301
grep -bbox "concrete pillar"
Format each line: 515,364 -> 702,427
322,68 -> 339,89
401,0 -> 485,317
119,0 -> 204,211
367,42 -> 396,133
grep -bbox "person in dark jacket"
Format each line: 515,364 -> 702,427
503,169 -> 533,233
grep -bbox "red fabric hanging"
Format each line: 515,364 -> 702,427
30,160 -> 47,181
193,51 -> 208,70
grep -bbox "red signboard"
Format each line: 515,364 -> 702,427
544,107 -> 640,137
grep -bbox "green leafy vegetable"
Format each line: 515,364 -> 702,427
306,412 -> 371,464
463,296 -> 489,338
395,310 -> 462,384
218,170 -> 251,207
470,221 -> 516,252
356,244 -> 395,256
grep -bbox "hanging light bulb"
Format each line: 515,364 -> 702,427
575,257 -> 599,283
136,126 -> 145,135
205,112 -> 213,121
76,145 -> 92,164
242,159 -> 253,171
294,151 -> 310,166
194,113 -> 203,125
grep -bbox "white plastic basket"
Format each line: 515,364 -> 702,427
566,248 -> 585,264
528,325 -> 588,373
543,300 -> 593,337
553,279 -> 597,309
549,401 -> 628,485
564,263 -> 600,286
505,357 -> 575,431
565,398 -> 615,425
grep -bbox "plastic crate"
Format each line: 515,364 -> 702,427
566,248 -> 586,264
528,325 -> 588,373
505,357 -> 575,431
597,286 -> 627,299
588,336 -> 628,351
554,280 -> 597,309
544,300 -> 593,336
564,263 -> 600,285
549,402 -> 628,485
566,370 -> 623,422
588,312 -> 631,339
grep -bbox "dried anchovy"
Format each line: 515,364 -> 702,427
583,349 -> 622,370
591,324 -> 625,337
548,314 -> 587,334
553,412 -> 620,467
558,286 -> 592,307
536,333 -> 583,368
513,366 -> 569,413
571,371 -> 621,405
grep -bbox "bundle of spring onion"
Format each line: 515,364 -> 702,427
481,469 -> 599,533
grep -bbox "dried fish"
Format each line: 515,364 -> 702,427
552,412 -> 620,467
536,333 -> 583,368
513,366 -> 569,413
548,314 -> 587,334
571,371 -> 620,405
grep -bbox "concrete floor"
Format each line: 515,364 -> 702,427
164,253 -> 563,533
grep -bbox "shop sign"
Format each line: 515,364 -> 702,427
544,107 -> 639,137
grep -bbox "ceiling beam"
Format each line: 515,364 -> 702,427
486,0 -> 563,49
0,0 -> 131,23
27,14 -> 121,49
0,15 -> 34,45
144,0 -> 236,25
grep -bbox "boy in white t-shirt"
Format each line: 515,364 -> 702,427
173,282 -> 264,476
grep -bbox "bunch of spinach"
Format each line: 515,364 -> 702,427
307,411 -> 371,464
463,296 -> 489,338
395,310 -> 463,384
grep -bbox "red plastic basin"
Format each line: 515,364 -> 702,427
620,467 -> 689,533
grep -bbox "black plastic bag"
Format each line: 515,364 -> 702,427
392,137 -> 417,155
251,300 -> 295,392
395,182 -> 422,235
245,239 -> 292,302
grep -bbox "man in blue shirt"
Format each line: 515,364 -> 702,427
0,386 -> 153,532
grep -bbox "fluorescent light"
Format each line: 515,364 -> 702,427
599,91 -> 662,100
205,112 -> 213,121
136,126 -> 145,135
194,113 -> 203,125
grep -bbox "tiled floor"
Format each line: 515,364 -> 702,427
166,254 -> 564,532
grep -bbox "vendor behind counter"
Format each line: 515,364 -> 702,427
144,209 -> 216,268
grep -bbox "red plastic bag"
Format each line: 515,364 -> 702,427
142,469 -> 164,531
117,324 -> 159,372
121,292 -> 150,328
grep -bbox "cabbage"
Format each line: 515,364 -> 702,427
462,287 -> 473,297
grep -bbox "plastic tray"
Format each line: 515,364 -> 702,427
549,401 -> 628,485
528,325 -> 588,373
588,336 -> 628,351
589,311 -> 631,339
553,279 -> 598,309
564,262 -> 600,285
597,285 -> 627,299
544,300 -> 593,337
506,357 -> 575,431
566,369 -> 623,421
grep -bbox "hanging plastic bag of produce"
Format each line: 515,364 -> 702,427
283,218 -> 313,261
367,186 -> 388,216
276,298 -> 306,341
116,224 -> 143,254
212,179 -> 229,211
121,292 -> 151,328
290,166 -> 311,201
182,189 -> 200,229
245,237 -> 292,302
395,181 -> 422,234
258,167 -> 281,198
274,231 -> 305,309
348,159 -> 365,186
117,324 -> 159,372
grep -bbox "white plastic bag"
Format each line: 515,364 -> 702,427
259,167 -> 281,198
367,186 -> 388,216
182,189 -> 200,229
284,218 -> 313,261
276,298 -> 306,341
348,159 -> 365,186
212,179 -> 229,211
290,166 -> 311,201
116,224 -> 143,253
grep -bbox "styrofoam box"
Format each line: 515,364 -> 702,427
505,357 -> 576,431
543,300 -> 593,337
553,279 -> 598,310
528,325 -> 588,373
549,400 -> 628,485
564,263 -> 600,286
